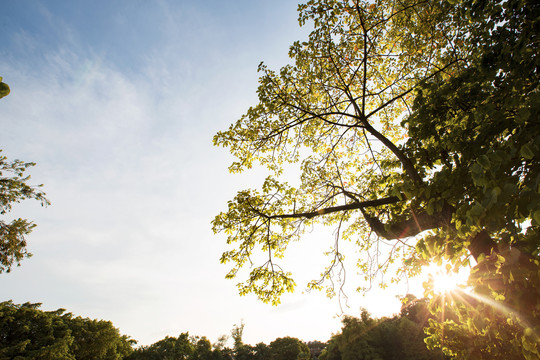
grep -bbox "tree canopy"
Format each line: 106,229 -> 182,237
213,0 -> 539,358
320,306 -> 446,360
0,301 -> 134,359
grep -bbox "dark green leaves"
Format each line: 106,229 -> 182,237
0,77 -> 9,99
0,301 -> 134,359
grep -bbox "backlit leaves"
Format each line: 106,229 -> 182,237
213,0 -> 468,305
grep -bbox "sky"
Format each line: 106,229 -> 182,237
0,0 -> 429,347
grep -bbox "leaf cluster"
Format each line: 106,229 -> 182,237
0,152 -> 50,273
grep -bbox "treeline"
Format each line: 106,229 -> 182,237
320,297 -> 448,360
0,298 -> 446,359
129,333 -> 313,360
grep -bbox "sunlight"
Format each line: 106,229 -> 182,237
426,262 -> 470,295
432,270 -> 460,294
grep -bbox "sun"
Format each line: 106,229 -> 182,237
426,262 -> 469,295
432,269 -> 461,294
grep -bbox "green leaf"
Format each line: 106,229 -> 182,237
477,155 -> 490,169
533,210 -> 540,225
469,203 -> 484,218
0,80 -> 10,99
521,144 -> 535,159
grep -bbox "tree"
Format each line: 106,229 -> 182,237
269,337 -> 310,360
322,309 -> 445,360
231,321 -> 245,352
0,301 -> 134,359
0,301 -> 74,359
128,333 -> 194,360
1,76 -> 50,273
66,315 -> 135,359
252,342 -> 272,360
307,340 -> 326,359
213,0 -> 539,358
192,337 -> 218,360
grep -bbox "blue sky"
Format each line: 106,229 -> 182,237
0,0 -> 425,346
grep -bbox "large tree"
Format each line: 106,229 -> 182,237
1,76 -> 50,273
213,0 -> 539,358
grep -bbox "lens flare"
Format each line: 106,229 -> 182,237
424,262 -> 470,295
432,270 -> 460,294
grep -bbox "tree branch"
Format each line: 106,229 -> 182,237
263,196 -> 400,220
361,204 -> 453,239
468,230 -> 498,261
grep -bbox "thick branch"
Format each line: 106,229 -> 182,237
361,206 -> 453,239
363,207 -> 499,262
468,230 -> 498,261
363,123 -> 423,184
265,196 -> 400,220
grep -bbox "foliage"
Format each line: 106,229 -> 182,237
320,307 -> 446,360
407,0 -> 540,357
307,340 -> 326,359
0,77 -> 9,99
1,76 -> 50,273
128,333 -> 195,360
67,316 -> 135,359
213,0 -> 465,304
251,342 -> 272,360
269,337 -> 311,360
0,301 -> 134,359
128,333 -> 236,360
231,320 -> 245,351
130,333 -> 311,360
213,0 -> 539,357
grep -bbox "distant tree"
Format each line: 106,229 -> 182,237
252,342 -> 272,360
1,76 -> 50,273
213,334 -> 229,351
192,337 -> 216,360
269,337 -> 310,360
231,321 -> 245,351
0,301 -> 73,359
217,347 -> 234,360
235,345 -> 255,360
307,340 -> 326,359
328,312 -> 381,360
66,315 -> 134,359
323,309 -> 446,360
128,333 -> 235,360
0,301 -> 133,359
128,333 -> 194,360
